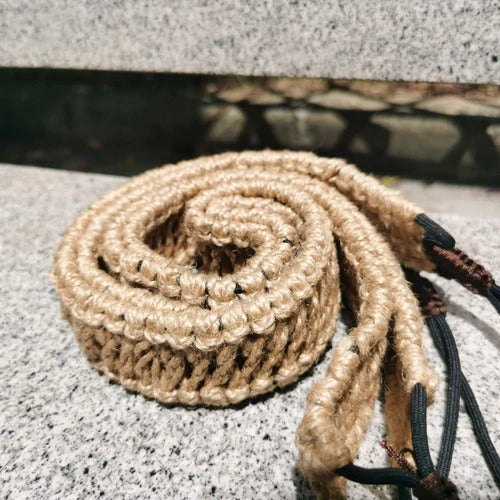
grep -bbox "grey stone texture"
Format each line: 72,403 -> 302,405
0,1 -> 499,83
266,78 -> 330,99
264,108 -> 346,150
416,95 -> 500,117
308,90 -> 389,111
1,164 -> 499,499
370,115 -> 461,162
1,71 -> 498,184
216,85 -> 285,105
487,124 -> 500,150
204,105 -> 247,143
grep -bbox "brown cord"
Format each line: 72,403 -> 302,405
52,150 -> 439,499
381,440 -> 417,473
413,472 -> 459,500
406,269 -> 447,317
428,245 -> 495,296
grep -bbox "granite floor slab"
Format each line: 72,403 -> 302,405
0,164 -> 499,499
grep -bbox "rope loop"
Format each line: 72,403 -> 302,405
52,151 -> 497,498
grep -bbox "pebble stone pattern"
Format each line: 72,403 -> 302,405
0,164 -> 499,499
0,1 -> 499,83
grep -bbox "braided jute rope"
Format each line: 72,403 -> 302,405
52,150 -> 443,498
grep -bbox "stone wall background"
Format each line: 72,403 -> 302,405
1,69 -> 498,184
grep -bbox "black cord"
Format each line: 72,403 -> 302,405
397,485 -> 413,500
410,384 -> 435,478
429,313 -> 500,485
415,215 -> 499,317
460,375 -> 500,486
335,269 -> 500,497
486,284 -> 500,314
415,214 -> 455,250
335,385 -> 433,498
336,463 -> 419,487
426,314 -> 461,477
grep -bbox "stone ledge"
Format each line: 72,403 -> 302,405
370,115 -> 461,162
264,108 -> 346,150
416,95 -> 500,117
0,1 -> 498,83
1,70 -> 498,184
308,90 -> 389,111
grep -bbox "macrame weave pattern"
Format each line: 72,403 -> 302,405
52,150 -> 469,497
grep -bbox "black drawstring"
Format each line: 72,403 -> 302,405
460,373 -> 500,485
410,384 -> 460,500
336,270 -> 499,498
336,216 -> 498,496
336,463 -> 419,487
486,284 -> 500,314
426,314 -> 460,477
336,383 -> 459,499
410,384 -> 434,479
397,484 -> 413,500
409,271 -> 500,487
428,309 -> 500,485
411,273 -> 500,495
415,214 -> 455,250
411,215 -> 499,481
415,214 -> 500,315
335,217 -> 498,497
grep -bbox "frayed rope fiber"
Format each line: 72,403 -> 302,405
51,151 -> 496,498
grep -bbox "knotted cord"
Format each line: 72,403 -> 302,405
52,151 -> 498,498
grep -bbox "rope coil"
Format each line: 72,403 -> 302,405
52,150 -> 497,498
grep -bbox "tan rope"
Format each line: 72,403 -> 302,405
52,150 -> 438,498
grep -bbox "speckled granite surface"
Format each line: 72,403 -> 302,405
0,1 -> 498,83
0,164 -> 499,499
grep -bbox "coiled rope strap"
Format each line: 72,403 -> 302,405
52,151 -> 498,499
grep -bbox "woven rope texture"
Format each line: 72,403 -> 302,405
52,150 -> 439,497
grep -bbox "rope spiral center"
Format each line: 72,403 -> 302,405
52,150 -> 443,497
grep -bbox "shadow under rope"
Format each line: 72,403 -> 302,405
431,282 -> 500,352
